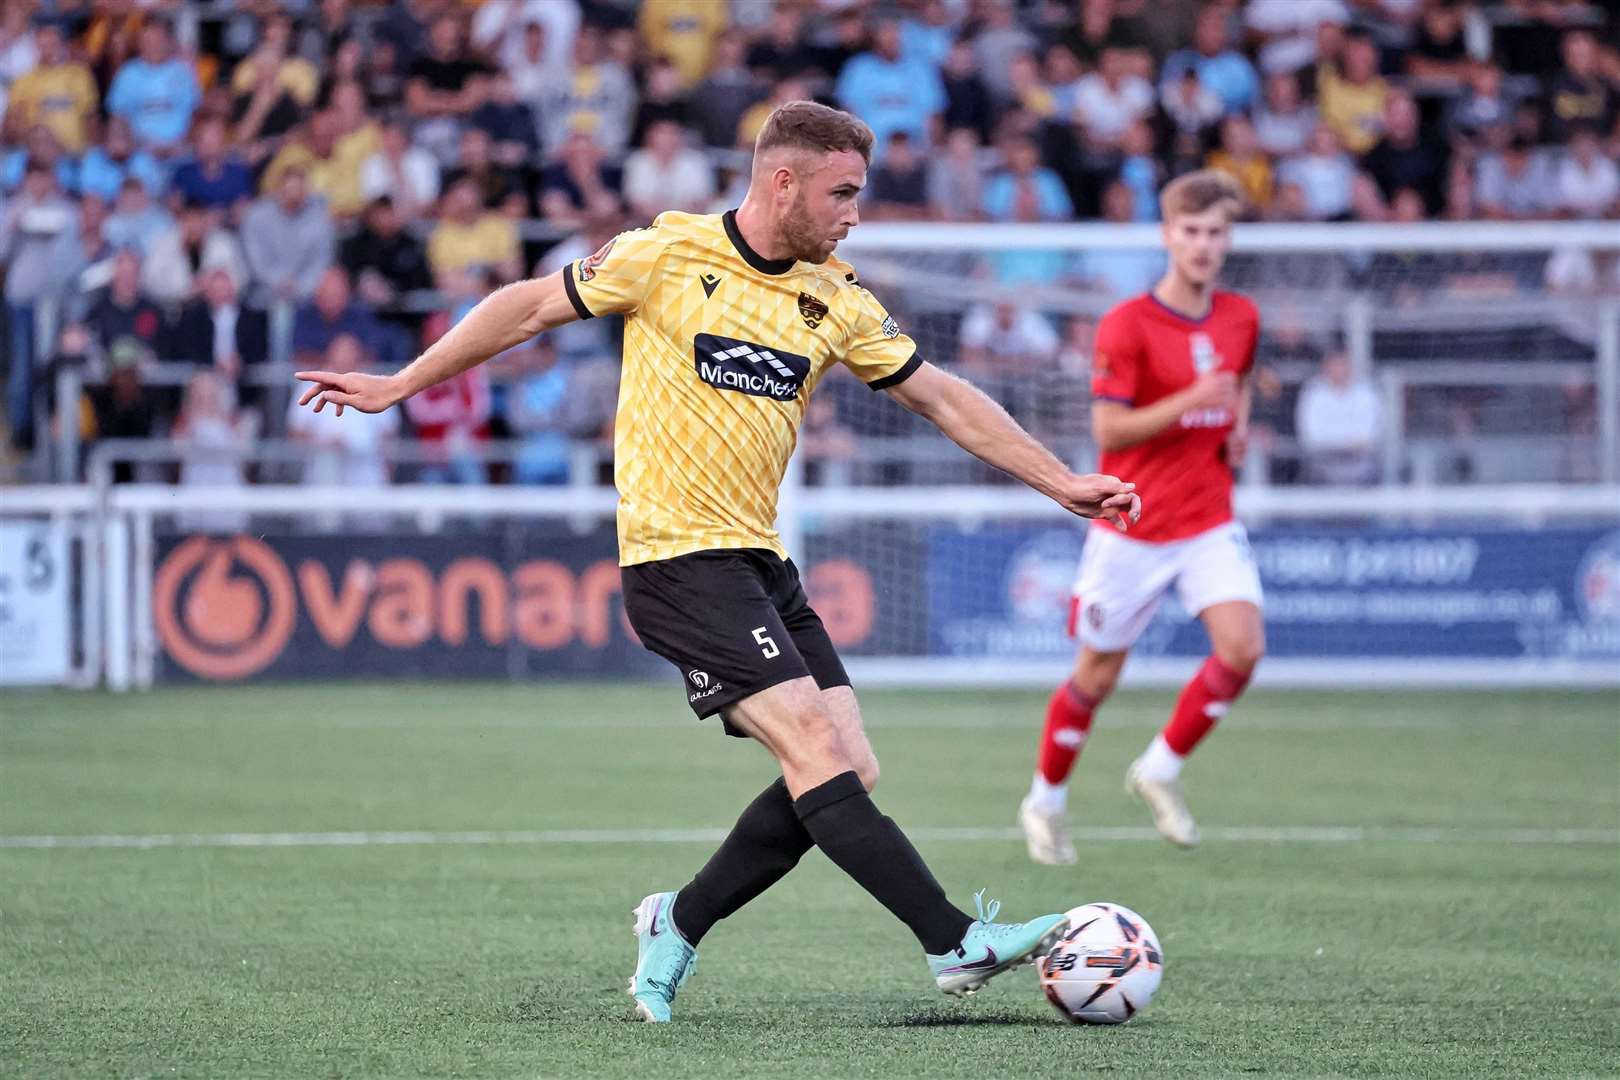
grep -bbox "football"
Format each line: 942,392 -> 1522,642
1037,902 -> 1164,1024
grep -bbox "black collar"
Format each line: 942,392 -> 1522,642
723,210 -> 796,275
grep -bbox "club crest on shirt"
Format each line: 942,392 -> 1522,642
1190,332 -> 1222,373
798,292 -> 829,330
577,237 -> 616,282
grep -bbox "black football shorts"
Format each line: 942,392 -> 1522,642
620,548 -> 851,732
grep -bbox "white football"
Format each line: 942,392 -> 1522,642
1038,902 -> 1164,1024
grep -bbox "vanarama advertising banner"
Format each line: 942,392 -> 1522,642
151,527 -> 890,682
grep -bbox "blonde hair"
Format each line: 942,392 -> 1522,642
1159,169 -> 1245,221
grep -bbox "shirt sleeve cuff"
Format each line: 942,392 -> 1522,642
866,351 -> 922,391
563,265 -> 595,321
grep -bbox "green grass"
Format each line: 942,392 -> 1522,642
2,684 -> 1617,1078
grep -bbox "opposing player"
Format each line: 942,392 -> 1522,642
295,102 -> 1141,1021
1019,170 -> 1264,864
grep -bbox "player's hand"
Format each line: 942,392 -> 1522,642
294,370 -> 403,417
1183,370 -> 1238,412
1057,473 -> 1142,532
1226,425 -> 1250,468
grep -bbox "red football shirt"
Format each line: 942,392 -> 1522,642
1090,291 -> 1260,543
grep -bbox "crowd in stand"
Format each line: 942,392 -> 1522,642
0,0 -> 1616,486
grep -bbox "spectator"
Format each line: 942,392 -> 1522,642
1044,44 -> 1087,118
538,25 -> 634,155
240,167 -> 334,307
286,332 -> 399,488
1006,52 -> 1060,119
358,39 -> 407,116
927,126 -> 986,222
6,24 -> 97,154
1317,31 -> 1388,155
90,338 -> 161,471
292,267 -> 399,371
637,0 -> 727,88
79,116 -> 165,204
102,176 -> 173,253
85,250 -> 163,358
1161,67 -> 1225,163
172,368 -> 257,502
1362,90 -> 1449,214
958,301 -> 1060,375
1073,46 -> 1154,151
736,75 -> 810,149
168,116 -> 252,213
1545,31 -> 1617,144
1072,181 -> 1165,298
1556,126 -> 1620,218
939,40 -> 993,143
1253,70 -> 1318,158
1277,126 -> 1356,220
1405,0 -> 1470,86
106,19 -> 199,155
836,18 -> 945,156
690,32 -> 764,151
261,109 -> 367,218
472,0 -> 578,85
500,336 -> 609,485
1207,115 -> 1273,215
539,129 -> 623,230
622,120 -> 715,222
1446,60 -> 1515,150
405,297 -> 492,485
230,14 -> 318,146
1475,135 -> 1558,220
469,70 -> 540,169
983,135 -> 1073,223
162,266 -> 269,375
407,15 -> 494,162
1440,159 -> 1479,221
973,0 -> 1038,100
1244,0 -> 1350,75
339,197 -> 433,317
1161,8 -> 1259,115
1,161 -> 80,442
1296,351 -> 1382,485
443,126 -> 526,217
0,6 -> 37,123
428,176 -> 522,283
498,19 -> 559,105
1,123 -> 78,196
746,7 -> 820,83
79,4 -> 141,94
359,120 -> 441,221
901,0 -> 957,70
1117,120 -> 1164,221
864,132 -> 931,221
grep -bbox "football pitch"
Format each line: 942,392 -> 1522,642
2,683 -> 1616,1078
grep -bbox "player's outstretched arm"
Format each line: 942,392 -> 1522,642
886,361 -> 1142,531
295,270 -> 582,415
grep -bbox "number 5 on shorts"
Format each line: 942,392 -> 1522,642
753,626 -> 780,659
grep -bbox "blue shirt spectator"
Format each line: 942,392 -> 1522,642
77,117 -> 165,201
982,137 -> 1073,284
169,118 -> 253,210
1160,11 -> 1258,115
835,21 -> 944,156
0,150 -> 76,195
900,4 -> 955,70
105,22 -> 201,151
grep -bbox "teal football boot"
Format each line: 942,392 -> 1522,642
627,891 -> 697,1022
926,890 -> 1070,996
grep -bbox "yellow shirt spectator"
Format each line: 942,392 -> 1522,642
638,0 -> 729,86
231,53 -> 319,107
1317,61 -> 1387,156
1207,150 -> 1273,212
429,214 -> 520,278
8,61 -> 99,152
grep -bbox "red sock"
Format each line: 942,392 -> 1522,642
1163,655 -> 1251,756
1037,682 -> 1097,784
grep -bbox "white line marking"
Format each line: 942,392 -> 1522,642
1,826 -> 1614,851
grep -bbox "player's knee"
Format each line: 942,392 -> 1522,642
1074,652 -> 1126,701
1217,636 -> 1265,674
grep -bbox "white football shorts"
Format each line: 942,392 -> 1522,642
1069,520 -> 1264,652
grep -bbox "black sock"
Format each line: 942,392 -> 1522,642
672,777 -> 813,946
792,771 -> 973,955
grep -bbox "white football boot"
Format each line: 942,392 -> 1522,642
1018,795 -> 1078,865
1124,759 -> 1200,848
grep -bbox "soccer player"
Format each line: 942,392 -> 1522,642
1018,170 -> 1265,864
295,101 -> 1141,1022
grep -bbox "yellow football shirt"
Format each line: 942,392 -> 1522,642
564,210 -> 919,566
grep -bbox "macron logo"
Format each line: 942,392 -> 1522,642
694,333 -> 810,401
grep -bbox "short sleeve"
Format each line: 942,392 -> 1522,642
1091,309 -> 1143,404
564,221 -> 668,320
841,285 -> 921,390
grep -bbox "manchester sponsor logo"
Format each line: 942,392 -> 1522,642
693,333 -> 810,401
